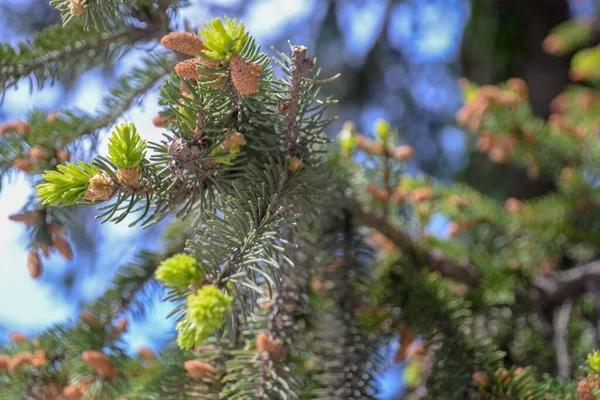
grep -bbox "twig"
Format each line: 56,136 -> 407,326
553,299 -> 573,378
355,208 -> 482,286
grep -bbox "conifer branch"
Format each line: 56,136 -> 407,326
534,260 -> 600,308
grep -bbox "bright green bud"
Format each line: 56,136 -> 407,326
176,285 -> 233,349
36,161 -> 101,206
155,254 -> 203,290
374,119 -> 391,142
571,47 -> 600,81
338,122 -> 358,154
107,123 -> 146,169
588,350 -> 600,373
199,17 -> 249,61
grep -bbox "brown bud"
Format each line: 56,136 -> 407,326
367,183 -> 388,202
256,332 -> 284,361
47,111 -> 58,123
230,54 -> 260,96
9,212 -> 40,226
160,32 -> 205,56
221,132 -> 247,150
114,317 -> 128,332
84,174 -> 116,202
32,350 -> 47,367
175,59 -> 201,80
27,250 -> 42,279
494,368 -> 510,387
184,360 -> 215,379
152,115 -> 166,128
409,187 -> 434,205
356,135 -> 372,152
287,157 -> 303,173
80,311 -> 99,327
68,0 -> 86,16
117,167 -> 140,187
448,222 -> 462,238
542,35 -> 563,55
63,384 -> 84,399
390,187 -> 407,204
0,354 -> 10,371
476,133 -> 494,153
504,197 -> 523,213
9,332 -> 27,344
392,145 -> 415,161
14,157 -> 33,172
0,120 -> 30,135
472,371 -> 489,389
8,352 -> 33,372
29,146 -> 48,160
136,346 -> 155,362
52,235 -> 73,261
577,379 -> 595,400
81,350 -> 117,378
506,78 -> 528,100
57,149 -> 70,162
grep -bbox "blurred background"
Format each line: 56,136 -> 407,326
0,0 -> 597,398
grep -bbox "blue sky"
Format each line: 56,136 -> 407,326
0,0 -> 479,397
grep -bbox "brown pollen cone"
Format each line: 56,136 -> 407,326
256,332 -> 284,361
9,332 -> 27,344
184,360 -> 215,379
52,235 -> 73,261
175,59 -> 201,80
8,352 -> 33,372
29,146 -> 48,160
27,250 -> 42,279
230,54 -> 260,95
14,157 -> 33,172
0,354 -> 9,371
160,32 -> 205,56
577,379 -> 595,400
9,212 -> 40,226
136,346 -> 156,362
81,350 -> 117,378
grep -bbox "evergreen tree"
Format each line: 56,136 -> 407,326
0,1 -> 600,399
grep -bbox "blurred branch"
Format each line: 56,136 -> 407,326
355,208 -> 482,286
553,299 -> 572,378
534,260 -> 600,308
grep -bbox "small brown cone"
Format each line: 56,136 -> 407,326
221,132 -> 247,150
27,250 -> 42,279
68,0 -> 85,16
81,350 -> 117,378
184,360 -> 215,379
57,149 -> 70,162
175,59 -> 201,80
9,212 -> 40,226
409,187 -> 434,205
0,354 -> 9,371
29,146 -> 48,160
14,157 -> 33,172
256,332 -> 284,361
472,371 -> 489,389
52,235 -> 73,261
230,54 -> 260,96
160,32 -> 205,56
80,311 -> 100,327
504,197 -> 523,213
8,352 -> 33,372
287,157 -> 303,173
0,120 -> 30,135
136,346 -> 156,362
114,317 -> 128,333
392,145 -> 415,161
32,350 -> 46,367
577,379 -> 595,400
63,383 -> 88,399
9,332 -> 27,344
152,115 -> 166,128
83,173 -> 116,202
506,78 -> 528,100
